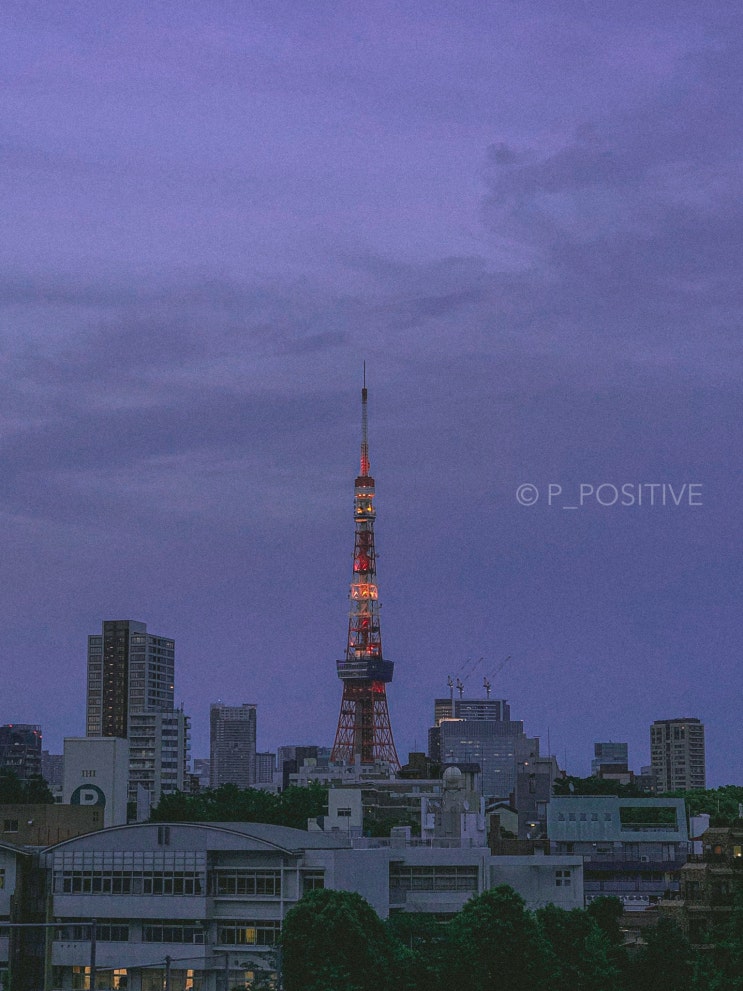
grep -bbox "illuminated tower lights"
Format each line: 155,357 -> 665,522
331,373 -> 400,770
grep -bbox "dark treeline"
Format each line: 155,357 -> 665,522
0,770 -> 54,804
280,886 -> 743,991
150,782 -> 327,830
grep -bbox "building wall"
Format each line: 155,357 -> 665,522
0,805 -> 101,847
40,819 -> 585,991
63,738 -> 129,828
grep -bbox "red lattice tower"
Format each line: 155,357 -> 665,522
331,373 -> 400,769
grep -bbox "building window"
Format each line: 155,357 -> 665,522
143,921 -> 204,943
555,870 -> 572,887
217,920 -> 281,946
3,820 -> 18,833
81,770 -> 96,778
157,826 -> 171,846
55,870 -> 204,896
336,808 -> 352,817
302,871 -> 325,894
0,868 -> 4,889
211,870 -> 281,897
57,923 -> 129,942
390,865 -> 479,894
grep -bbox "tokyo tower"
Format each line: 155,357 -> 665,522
331,372 -> 400,770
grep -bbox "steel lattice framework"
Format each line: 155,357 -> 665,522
331,376 -> 400,769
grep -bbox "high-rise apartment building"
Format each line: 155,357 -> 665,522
86,620 -> 174,737
128,710 -> 190,807
650,717 -> 706,792
0,724 -> 42,781
209,703 -> 257,789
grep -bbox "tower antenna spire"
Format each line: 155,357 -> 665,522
360,363 -> 370,478
332,369 -> 400,770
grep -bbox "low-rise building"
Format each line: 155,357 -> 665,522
660,823 -> 743,947
41,818 -> 583,991
547,795 -> 689,912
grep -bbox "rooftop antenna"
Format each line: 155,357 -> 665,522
456,677 -> 464,699
360,361 -> 370,477
447,674 -> 454,705
483,676 -> 491,699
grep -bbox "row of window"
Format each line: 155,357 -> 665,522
53,868 -> 324,897
390,866 -> 479,892
55,871 -> 204,895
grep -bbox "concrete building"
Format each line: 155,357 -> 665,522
650,717 -> 705,792
0,725 -> 42,782
41,819 -> 583,991
128,710 -> 190,813
63,738 -> 129,828
209,704 -> 256,789
86,620 -> 175,739
547,795 -> 689,911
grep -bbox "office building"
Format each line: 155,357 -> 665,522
86,620 -> 175,738
256,752 -> 276,784
591,742 -> 629,775
429,697 -> 538,802
650,718 -> 706,792
0,724 -> 42,781
209,703 -> 256,789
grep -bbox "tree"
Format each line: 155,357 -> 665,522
553,775 -> 650,798
281,889 -> 398,991
385,912 -> 448,991
659,785 -> 743,827
0,771 -> 54,804
631,916 -> 695,991
443,885 -> 549,991
150,782 -> 327,829
536,904 -> 620,991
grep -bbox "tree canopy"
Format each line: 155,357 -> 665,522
0,770 -> 54,804
149,782 -> 327,829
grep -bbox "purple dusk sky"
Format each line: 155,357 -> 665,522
1,2 -> 740,783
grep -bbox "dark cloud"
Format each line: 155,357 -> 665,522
0,3 -> 740,786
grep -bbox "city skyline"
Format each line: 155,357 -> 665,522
1,4 -> 740,784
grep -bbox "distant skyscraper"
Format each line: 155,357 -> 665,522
429,697 -> 538,801
650,717 -> 706,792
0,724 -> 42,781
592,742 -> 629,775
210,704 -> 257,789
86,620 -> 175,738
255,752 -> 276,784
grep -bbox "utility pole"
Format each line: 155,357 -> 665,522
89,920 -> 96,991
164,955 -> 172,991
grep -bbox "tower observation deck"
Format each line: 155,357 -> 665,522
331,374 -> 400,769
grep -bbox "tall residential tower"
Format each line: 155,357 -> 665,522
86,620 -> 175,737
650,717 -> 706,791
331,376 -> 400,769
